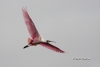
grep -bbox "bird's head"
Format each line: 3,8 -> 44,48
23,38 -> 33,49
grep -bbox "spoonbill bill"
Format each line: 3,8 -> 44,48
22,7 -> 65,53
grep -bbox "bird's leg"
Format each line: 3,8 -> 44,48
46,40 -> 56,43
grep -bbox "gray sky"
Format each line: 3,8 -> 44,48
0,0 -> 100,67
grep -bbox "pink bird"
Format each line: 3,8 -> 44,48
22,7 -> 65,53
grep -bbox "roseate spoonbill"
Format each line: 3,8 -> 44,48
22,7 -> 65,53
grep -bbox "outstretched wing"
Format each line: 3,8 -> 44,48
22,7 -> 40,40
40,42 -> 65,53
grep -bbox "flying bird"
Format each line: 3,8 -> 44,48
22,7 -> 65,53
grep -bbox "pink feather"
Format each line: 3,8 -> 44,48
22,8 -> 40,41
40,42 -> 65,53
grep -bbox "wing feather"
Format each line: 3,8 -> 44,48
22,7 -> 40,40
40,42 -> 65,53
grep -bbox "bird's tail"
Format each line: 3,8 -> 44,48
40,36 -> 45,41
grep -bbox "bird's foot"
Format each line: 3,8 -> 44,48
46,40 -> 56,43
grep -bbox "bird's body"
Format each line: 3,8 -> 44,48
22,7 -> 65,53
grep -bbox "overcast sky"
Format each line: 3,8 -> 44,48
0,0 -> 100,67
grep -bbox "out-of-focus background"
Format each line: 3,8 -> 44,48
0,0 -> 100,67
